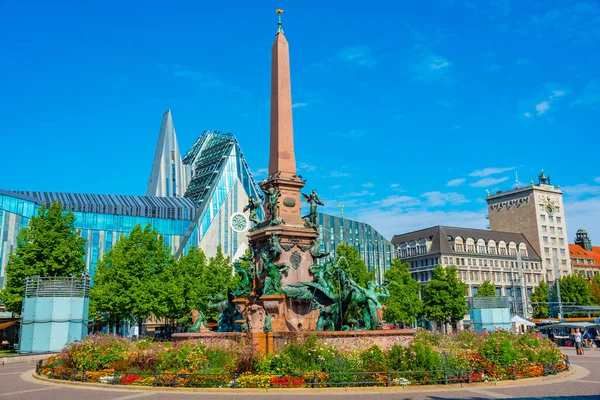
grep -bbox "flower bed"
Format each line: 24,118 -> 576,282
39,331 -> 567,388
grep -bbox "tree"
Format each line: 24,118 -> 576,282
0,202 -> 86,314
157,246 -> 208,323
90,224 -> 172,333
382,259 -> 422,325
474,280 -> 496,297
530,281 -> 549,318
558,274 -> 592,306
422,266 -> 468,332
334,242 -> 375,288
589,274 -> 600,305
202,245 -> 236,320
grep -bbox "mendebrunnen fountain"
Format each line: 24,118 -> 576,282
173,10 -> 415,353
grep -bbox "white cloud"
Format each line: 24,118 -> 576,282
413,54 -> 452,83
525,85 -> 568,118
378,195 -> 421,208
446,178 -> 466,187
298,162 -> 317,172
565,197 -> 600,244
362,182 -> 375,188
561,183 -> 600,198
421,191 -> 470,207
251,168 -> 268,178
354,208 -> 487,239
329,170 -> 350,178
292,102 -> 308,108
390,183 -> 401,188
470,176 -> 509,187
331,185 -> 342,190
338,46 -> 377,67
469,167 -> 515,177
535,101 -> 550,115
342,190 -> 375,198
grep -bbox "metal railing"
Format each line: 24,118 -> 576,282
37,358 -> 568,389
24,275 -> 90,298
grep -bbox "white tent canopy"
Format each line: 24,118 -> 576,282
511,316 -> 536,326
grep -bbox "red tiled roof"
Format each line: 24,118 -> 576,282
569,244 -> 600,267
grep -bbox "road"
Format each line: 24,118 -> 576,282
0,348 -> 599,399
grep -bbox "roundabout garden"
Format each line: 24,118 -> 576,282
38,331 -> 568,389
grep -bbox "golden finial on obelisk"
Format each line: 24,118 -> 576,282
276,8 -> 284,33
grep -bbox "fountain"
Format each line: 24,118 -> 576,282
172,10 -> 415,352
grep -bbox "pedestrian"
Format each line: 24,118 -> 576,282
584,329 -> 593,348
574,328 -> 584,356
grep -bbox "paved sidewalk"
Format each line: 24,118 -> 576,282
0,347 -> 598,399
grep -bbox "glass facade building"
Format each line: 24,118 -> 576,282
316,213 -> 392,284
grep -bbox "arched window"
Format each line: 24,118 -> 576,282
466,238 -> 476,253
488,239 -> 497,255
477,239 -> 486,254
399,242 -> 408,258
418,238 -> 427,255
409,240 -> 417,256
454,236 -> 464,252
498,241 -> 507,255
519,243 -> 528,257
509,241 -> 517,256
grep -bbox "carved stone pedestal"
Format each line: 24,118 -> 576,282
247,304 -> 267,333
260,294 -> 287,332
286,299 -> 319,331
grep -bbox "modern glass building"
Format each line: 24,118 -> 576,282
316,213 -> 392,284
1,110 -> 390,290
0,189 -> 198,287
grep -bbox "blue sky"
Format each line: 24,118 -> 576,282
1,1 -> 599,242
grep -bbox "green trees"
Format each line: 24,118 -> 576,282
382,259 -> 422,325
335,242 -> 375,288
422,266 -> 468,332
474,280 -> 496,297
589,275 -> 600,305
90,224 -> 237,331
90,224 -> 172,332
158,246 -> 208,322
558,274 -> 592,306
0,202 -> 86,314
529,280 -> 549,318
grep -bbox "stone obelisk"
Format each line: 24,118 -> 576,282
247,10 -> 319,334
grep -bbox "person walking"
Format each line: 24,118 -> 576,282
574,328 -> 584,356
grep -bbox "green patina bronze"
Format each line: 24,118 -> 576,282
187,310 -> 208,333
244,197 -> 263,230
302,189 -> 324,229
260,251 -> 289,295
266,187 -> 282,226
208,291 -> 242,333
233,260 -> 255,298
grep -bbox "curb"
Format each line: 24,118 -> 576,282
28,367 -> 580,395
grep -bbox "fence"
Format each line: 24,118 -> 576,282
37,358 -> 569,389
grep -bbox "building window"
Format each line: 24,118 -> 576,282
540,214 -> 546,221
494,260 -> 498,267
484,259 -> 488,267
558,227 -> 563,233
550,226 -> 555,233
557,217 -> 562,223
542,225 -> 547,232
543,236 -> 549,243
561,259 -> 567,265
443,257 -> 448,264
559,238 -> 564,244
548,215 -> 554,222
467,259 -> 472,266
449,257 -> 453,264
551,237 -> 556,244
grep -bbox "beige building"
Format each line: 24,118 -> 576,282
486,170 -> 572,280
391,226 -> 543,302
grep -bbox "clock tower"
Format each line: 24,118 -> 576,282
486,170 -> 572,281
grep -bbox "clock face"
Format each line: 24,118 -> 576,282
230,212 -> 249,233
546,203 -> 554,215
